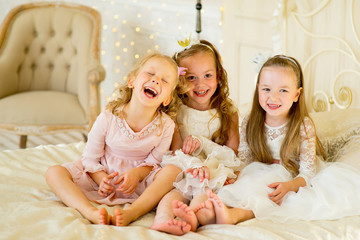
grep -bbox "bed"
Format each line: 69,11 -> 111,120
1,0 -> 360,239
1,109 -> 360,240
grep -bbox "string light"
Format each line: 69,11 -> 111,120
94,1 -> 222,108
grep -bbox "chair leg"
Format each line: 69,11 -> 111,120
19,135 -> 27,149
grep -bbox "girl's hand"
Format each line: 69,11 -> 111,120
224,171 -> 239,185
186,166 -> 210,182
224,177 -> 236,185
98,171 -> 119,197
114,168 -> 140,196
268,181 -> 294,205
182,135 -> 201,155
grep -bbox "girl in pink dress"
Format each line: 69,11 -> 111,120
45,53 -> 182,226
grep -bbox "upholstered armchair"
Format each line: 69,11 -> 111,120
0,3 -> 105,148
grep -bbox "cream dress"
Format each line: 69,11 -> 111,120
161,104 -> 241,199
217,116 -> 360,222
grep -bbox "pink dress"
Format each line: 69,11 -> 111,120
63,110 -> 175,205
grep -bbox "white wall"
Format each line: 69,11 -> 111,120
0,0 -> 224,109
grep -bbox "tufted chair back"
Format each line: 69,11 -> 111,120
0,3 -> 105,148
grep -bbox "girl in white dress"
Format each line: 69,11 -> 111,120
202,55 -> 360,224
150,39 -> 240,235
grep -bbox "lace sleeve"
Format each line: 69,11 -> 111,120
297,117 -> 317,185
238,116 -> 254,165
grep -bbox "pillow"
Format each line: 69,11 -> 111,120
310,109 -> 360,161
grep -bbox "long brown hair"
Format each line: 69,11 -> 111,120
246,55 -> 326,174
106,53 -> 180,121
173,40 -> 237,145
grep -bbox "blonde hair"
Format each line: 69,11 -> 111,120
246,55 -> 326,174
106,53 -> 180,121
173,40 -> 237,145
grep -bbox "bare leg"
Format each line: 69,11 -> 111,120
113,165 -> 181,226
207,189 -> 254,224
151,190 -> 191,236
194,199 -> 216,225
45,165 -> 110,224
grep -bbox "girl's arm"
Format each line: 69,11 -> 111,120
238,116 -> 254,165
225,111 -> 240,154
268,177 -> 306,205
297,117 -> 318,185
170,123 -> 183,152
268,117 -> 317,204
81,111 -> 109,175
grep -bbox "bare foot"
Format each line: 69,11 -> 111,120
207,189 -> 231,224
194,200 -> 216,225
172,200 -> 198,231
99,208 -> 112,225
112,208 -> 137,226
150,219 -> 191,236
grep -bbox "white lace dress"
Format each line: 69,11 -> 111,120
161,104 -> 240,199
217,116 -> 360,222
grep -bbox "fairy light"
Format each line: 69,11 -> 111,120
96,1 -> 222,109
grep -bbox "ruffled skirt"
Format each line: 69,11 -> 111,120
161,145 -> 240,200
218,136 -> 360,222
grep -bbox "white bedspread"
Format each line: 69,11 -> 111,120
0,141 -> 359,240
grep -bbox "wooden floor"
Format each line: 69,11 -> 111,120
0,131 -> 84,151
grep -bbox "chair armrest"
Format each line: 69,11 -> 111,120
0,59 -> 18,99
88,64 -> 106,85
88,64 -> 106,130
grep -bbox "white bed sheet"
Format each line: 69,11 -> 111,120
0,140 -> 360,240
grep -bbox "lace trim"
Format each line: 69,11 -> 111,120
265,123 -> 288,141
116,117 -> 160,140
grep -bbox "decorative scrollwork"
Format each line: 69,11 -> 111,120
333,86 -> 352,109
312,90 -> 330,112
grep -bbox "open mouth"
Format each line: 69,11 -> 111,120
144,87 -> 158,98
194,89 -> 209,97
267,104 -> 281,110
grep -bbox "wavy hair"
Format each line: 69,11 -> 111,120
173,40 -> 237,145
106,52 -> 180,121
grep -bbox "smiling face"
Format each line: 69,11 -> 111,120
258,66 -> 302,126
179,52 -> 218,111
128,56 -> 177,109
